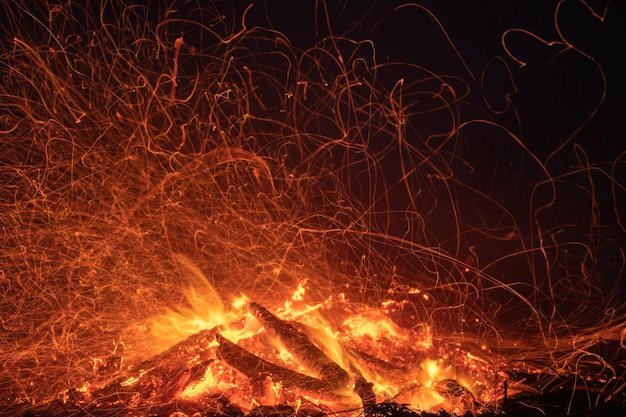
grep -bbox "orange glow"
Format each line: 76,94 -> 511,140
1,2 -> 623,416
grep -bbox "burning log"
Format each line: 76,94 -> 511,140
248,302 -> 351,387
247,303 -> 377,407
216,333 -> 350,402
224,303 -> 376,407
87,328 -> 218,407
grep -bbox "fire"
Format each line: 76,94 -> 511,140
0,1 -> 624,417
129,279 -> 496,415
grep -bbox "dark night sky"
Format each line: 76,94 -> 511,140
243,0 -> 626,294
2,0 -> 622,167
244,3 -> 625,209
252,0 -> 625,160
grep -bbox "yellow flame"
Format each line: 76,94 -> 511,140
232,294 -> 250,310
424,359 -> 440,383
146,254 -> 237,351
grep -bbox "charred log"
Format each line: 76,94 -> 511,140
88,328 -> 218,406
135,328 -> 217,370
215,333 -> 349,402
248,302 -> 351,387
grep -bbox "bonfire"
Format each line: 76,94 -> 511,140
0,2 -> 624,416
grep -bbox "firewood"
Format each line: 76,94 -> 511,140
248,302 -> 350,387
90,328 -> 218,406
216,333 -> 349,402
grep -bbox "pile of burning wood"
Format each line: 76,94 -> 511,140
9,302 -> 625,417
10,302 -> 498,417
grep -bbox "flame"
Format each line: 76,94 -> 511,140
140,277 -> 495,415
